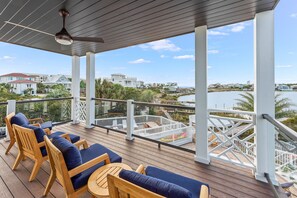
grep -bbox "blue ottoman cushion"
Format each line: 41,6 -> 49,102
48,131 -> 80,143
40,121 -> 53,130
71,144 -> 122,190
146,166 -> 209,198
119,170 -> 192,198
11,113 -> 29,126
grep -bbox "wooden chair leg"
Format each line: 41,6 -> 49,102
29,160 -> 42,182
43,171 -> 56,196
5,140 -> 15,155
12,152 -> 23,170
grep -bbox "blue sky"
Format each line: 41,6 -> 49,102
0,0 -> 296,87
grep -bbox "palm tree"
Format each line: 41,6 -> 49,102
234,92 -> 295,119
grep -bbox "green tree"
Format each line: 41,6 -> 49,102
46,85 -> 70,98
140,90 -> 155,102
37,83 -> 46,93
234,92 -> 295,119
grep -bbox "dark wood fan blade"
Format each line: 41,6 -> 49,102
72,37 -> 104,43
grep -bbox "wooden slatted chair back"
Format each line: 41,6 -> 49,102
107,174 -> 164,198
13,124 -> 41,158
5,112 -> 15,140
44,136 -> 76,195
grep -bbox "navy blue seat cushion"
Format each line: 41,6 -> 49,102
71,144 -> 122,190
119,170 -> 192,198
11,113 -> 29,126
52,136 -> 82,171
40,121 -> 53,130
145,166 -> 209,198
48,131 -> 80,143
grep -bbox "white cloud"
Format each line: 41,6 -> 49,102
291,13 -> 297,18
231,25 -> 245,32
173,55 -> 194,60
276,65 -> 294,68
139,39 -> 180,51
208,30 -> 229,36
160,55 -> 167,58
128,58 -> 151,64
208,50 -> 219,54
208,65 -> 212,69
0,55 -> 15,60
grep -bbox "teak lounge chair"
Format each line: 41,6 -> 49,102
108,165 -> 210,198
5,112 -> 80,154
43,136 -> 122,198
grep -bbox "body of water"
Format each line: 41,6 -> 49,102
178,91 -> 297,110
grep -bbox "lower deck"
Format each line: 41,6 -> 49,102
0,123 -> 284,197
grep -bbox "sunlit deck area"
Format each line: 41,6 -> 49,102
0,123 -> 282,198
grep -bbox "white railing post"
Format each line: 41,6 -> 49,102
85,52 -> 95,128
6,100 -> 16,141
194,25 -> 210,164
71,55 -> 80,124
254,10 -> 277,185
126,100 -> 135,141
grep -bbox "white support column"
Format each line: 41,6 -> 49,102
85,52 -> 95,128
254,10 -> 277,185
6,100 -> 16,141
194,25 -> 210,164
126,100 -> 135,141
71,55 -> 80,124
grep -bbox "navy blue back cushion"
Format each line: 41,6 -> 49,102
119,170 -> 192,198
11,113 -> 29,126
52,136 -> 82,175
22,125 -> 46,143
146,166 -> 209,198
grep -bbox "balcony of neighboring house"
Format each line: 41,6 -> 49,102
0,0 -> 292,197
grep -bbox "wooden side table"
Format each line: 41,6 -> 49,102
88,163 -> 132,197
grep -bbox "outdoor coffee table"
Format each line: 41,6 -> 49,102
88,163 -> 132,197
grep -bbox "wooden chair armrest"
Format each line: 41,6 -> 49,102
199,185 -> 209,198
44,128 -> 52,135
38,141 -> 46,148
135,164 -> 145,174
31,123 -> 41,127
74,139 -> 89,149
59,133 -> 71,141
28,118 -> 44,124
68,153 -> 111,177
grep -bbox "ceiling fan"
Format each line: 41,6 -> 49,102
4,8 -> 104,46
55,9 -> 104,45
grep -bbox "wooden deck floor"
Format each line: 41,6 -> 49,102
0,123 -> 283,198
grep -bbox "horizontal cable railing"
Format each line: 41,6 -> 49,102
16,97 -> 73,104
91,123 -> 195,154
263,114 -> 297,144
91,97 -> 127,103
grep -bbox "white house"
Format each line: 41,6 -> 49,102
107,73 -> 144,88
8,80 -> 37,95
0,73 -> 35,83
42,74 -> 72,90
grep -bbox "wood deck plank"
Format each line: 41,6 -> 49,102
0,155 -> 33,198
56,123 -> 275,198
0,123 -> 281,198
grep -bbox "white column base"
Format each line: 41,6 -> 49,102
125,136 -> 135,141
71,121 -> 80,125
84,124 -> 94,129
194,155 -> 210,165
255,172 -> 279,186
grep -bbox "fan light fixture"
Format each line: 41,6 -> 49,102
55,28 -> 73,45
